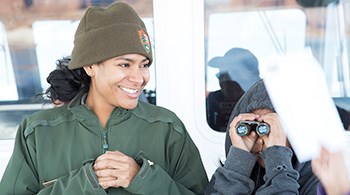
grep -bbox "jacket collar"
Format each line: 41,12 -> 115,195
67,90 -> 132,126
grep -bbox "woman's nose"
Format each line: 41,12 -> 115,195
128,68 -> 143,84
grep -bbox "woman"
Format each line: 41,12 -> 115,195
205,79 -> 319,194
0,2 -> 208,194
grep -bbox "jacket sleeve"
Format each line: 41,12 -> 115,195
125,124 -> 209,195
296,160 -> 319,194
205,146 -> 257,195
0,121 -> 108,195
255,146 -> 300,195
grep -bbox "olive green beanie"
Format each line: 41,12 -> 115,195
68,2 -> 153,70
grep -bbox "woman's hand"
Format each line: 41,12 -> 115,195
93,150 -> 140,189
312,147 -> 350,195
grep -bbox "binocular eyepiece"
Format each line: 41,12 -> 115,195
235,120 -> 270,137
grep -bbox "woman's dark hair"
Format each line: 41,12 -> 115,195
43,56 -> 90,104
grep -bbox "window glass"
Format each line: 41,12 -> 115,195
0,0 -> 155,140
0,22 -> 18,101
205,0 -> 350,132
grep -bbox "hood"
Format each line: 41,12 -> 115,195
223,79 -> 313,187
225,79 -> 275,155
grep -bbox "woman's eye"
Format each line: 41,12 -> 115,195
141,64 -> 150,68
119,63 -> 129,67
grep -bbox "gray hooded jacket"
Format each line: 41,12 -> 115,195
205,79 -> 319,195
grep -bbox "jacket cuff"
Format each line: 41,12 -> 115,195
125,157 -> 153,192
83,161 -> 100,190
262,146 -> 293,173
224,146 -> 257,177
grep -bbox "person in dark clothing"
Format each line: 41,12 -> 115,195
205,79 -> 319,194
207,48 -> 260,132
207,72 -> 244,131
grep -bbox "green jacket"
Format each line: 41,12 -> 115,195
0,92 -> 208,194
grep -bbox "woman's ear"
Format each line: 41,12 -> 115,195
83,66 -> 94,77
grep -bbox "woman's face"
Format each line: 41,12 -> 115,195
87,54 -> 150,110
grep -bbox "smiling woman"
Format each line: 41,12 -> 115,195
0,0 -> 156,184
0,2 -> 208,194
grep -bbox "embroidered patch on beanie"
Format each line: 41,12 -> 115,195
138,29 -> 151,54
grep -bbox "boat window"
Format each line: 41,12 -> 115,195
204,0 -> 350,132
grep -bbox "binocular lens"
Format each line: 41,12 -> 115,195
236,124 -> 249,136
256,123 -> 270,136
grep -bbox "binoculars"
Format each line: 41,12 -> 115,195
235,120 -> 270,136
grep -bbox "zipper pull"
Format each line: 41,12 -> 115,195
102,132 -> 109,153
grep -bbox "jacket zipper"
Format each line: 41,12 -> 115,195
102,131 -> 109,153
